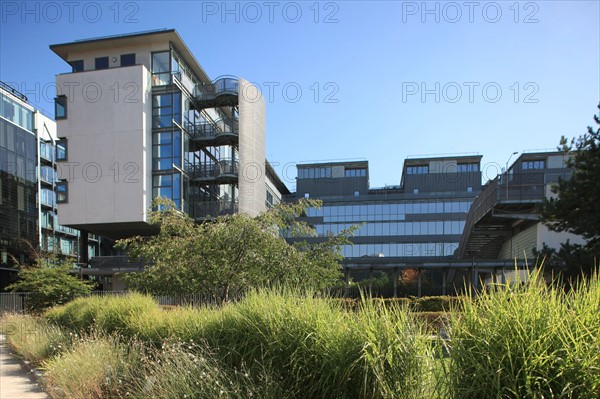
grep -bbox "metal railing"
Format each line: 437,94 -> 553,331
191,200 -> 238,219
189,159 -> 239,180
194,76 -> 239,102
0,291 -> 226,314
186,117 -> 239,140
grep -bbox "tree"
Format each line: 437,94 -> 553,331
8,260 -> 94,312
541,104 -> 600,275
117,198 -> 352,302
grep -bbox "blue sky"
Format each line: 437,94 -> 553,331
1,1 -> 598,190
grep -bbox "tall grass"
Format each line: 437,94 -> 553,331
44,288 -> 431,399
1,313 -> 73,366
444,270 -> 600,399
43,333 -> 140,399
126,339 -> 291,399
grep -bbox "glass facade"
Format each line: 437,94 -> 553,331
0,108 -> 38,266
304,198 -> 470,261
150,46 -> 240,219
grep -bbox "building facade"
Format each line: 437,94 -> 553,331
457,151 -> 585,262
50,29 -> 288,245
0,81 -> 99,289
287,155 -> 483,296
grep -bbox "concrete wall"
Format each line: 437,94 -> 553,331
238,79 -> 266,217
55,65 -> 152,228
498,224 -> 537,259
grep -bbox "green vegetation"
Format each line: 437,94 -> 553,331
444,270 -> 600,398
541,104 -> 600,277
7,260 -> 94,312
117,199 -> 353,302
3,272 -> 599,399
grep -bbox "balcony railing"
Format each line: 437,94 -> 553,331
194,76 -> 239,106
190,159 -> 239,181
191,200 -> 238,219
186,117 -> 239,142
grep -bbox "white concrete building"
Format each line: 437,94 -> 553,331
50,29 -> 288,243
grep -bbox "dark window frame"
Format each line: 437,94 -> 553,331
56,181 -> 68,203
70,60 -> 84,72
54,96 -> 67,119
95,56 -> 109,70
56,138 -> 67,161
121,53 -> 136,67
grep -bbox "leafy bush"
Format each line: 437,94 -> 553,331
7,262 -> 93,312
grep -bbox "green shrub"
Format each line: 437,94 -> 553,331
444,270 -> 600,399
1,314 -> 73,366
412,296 -> 460,312
45,293 -> 160,335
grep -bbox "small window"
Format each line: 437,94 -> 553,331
467,186 -> 473,193
121,53 -> 136,66
304,193 -> 310,198
56,181 -> 68,203
70,60 -> 84,72
95,56 -> 109,70
354,191 -> 360,197
55,96 -> 67,119
413,188 -> 419,194
56,139 -> 67,161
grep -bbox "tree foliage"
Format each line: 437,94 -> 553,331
7,259 -> 94,312
541,104 -> 600,275
117,198 -> 352,302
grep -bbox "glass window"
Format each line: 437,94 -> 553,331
95,56 -> 109,70
55,96 -> 67,119
56,139 -> 67,161
121,53 -> 136,67
152,51 -> 171,86
70,60 -> 83,72
56,181 -> 68,203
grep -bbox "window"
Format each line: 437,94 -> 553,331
56,139 -> 67,161
95,56 -> 109,70
522,160 -> 545,170
54,96 -> 67,119
457,163 -> 479,172
70,60 -> 84,72
152,93 -> 181,129
467,186 -> 473,192
56,181 -> 68,203
121,53 -> 136,66
345,168 -> 366,177
413,188 -> 419,194
152,172 -> 181,208
298,166 -> 333,179
406,165 -> 428,175
152,51 -> 171,86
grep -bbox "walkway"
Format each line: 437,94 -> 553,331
0,335 -> 49,398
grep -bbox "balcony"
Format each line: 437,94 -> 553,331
456,169 -> 572,259
191,200 -> 238,220
186,117 -> 239,146
189,159 -> 239,184
194,76 -> 239,108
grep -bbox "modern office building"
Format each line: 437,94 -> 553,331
286,155 -> 484,295
0,81 -> 99,289
49,29 -> 288,261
